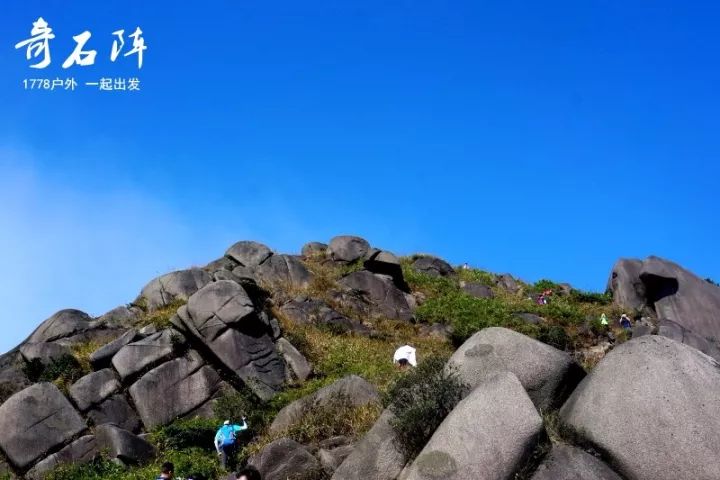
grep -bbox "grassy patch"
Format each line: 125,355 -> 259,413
22,355 -> 86,393
137,299 -> 187,329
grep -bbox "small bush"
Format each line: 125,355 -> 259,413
23,355 -> 85,386
457,268 -> 496,287
383,356 -> 467,461
537,325 -> 569,350
139,299 -> 187,329
569,289 -> 612,305
153,417 -> 217,451
283,393 -> 380,445
531,279 -> 562,293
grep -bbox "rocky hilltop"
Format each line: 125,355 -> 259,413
0,235 -> 718,480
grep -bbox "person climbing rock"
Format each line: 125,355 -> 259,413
393,344 -> 417,369
619,314 -> 632,330
215,418 -> 248,471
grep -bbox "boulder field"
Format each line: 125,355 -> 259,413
0,236 -> 718,480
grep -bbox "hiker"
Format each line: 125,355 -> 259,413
600,313 -> 608,328
215,418 -> 248,470
619,314 -> 632,330
393,345 -> 417,369
157,462 -> 174,480
236,466 -> 262,480
462,262 -> 470,270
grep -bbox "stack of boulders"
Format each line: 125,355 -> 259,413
0,234 -> 443,478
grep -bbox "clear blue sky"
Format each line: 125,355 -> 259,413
1,1 -> 718,354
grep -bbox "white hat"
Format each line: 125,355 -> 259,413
224,420 -> 230,425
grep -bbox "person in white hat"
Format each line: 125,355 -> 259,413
393,345 -> 417,369
214,417 -> 248,470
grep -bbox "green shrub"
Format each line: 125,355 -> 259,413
152,417 -> 217,451
383,356 -> 467,461
531,279 -> 562,293
537,325 -> 570,350
569,289 -> 612,305
401,261 -> 458,298
23,355 -> 85,385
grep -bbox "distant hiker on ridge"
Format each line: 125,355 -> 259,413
215,418 -> 248,471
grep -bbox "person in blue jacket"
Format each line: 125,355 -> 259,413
214,417 -> 248,470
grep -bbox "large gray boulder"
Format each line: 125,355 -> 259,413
448,327 -> 584,410
531,444 -> 622,480
19,342 -> 71,363
411,256 -> 454,277
26,435 -> 98,480
301,242 -> 327,257
331,409 -> 406,480
270,375 -> 379,434
226,240 -> 273,267
276,338 -> 312,382
461,282 -> 494,298
0,383 -> 86,469
69,368 -> 121,411
328,236 -> 370,263
560,335 -> 720,480
340,271 -> 413,321
89,328 -> 139,368
249,437 -> 321,480
256,254 -> 312,289
0,351 -> 30,404
607,259 -> 646,311
364,250 -> 407,290
97,306 -> 142,328
111,329 -> 178,380
129,350 -> 224,429
95,424 -> 156,465
403,372 -> 543,480
27,309 -> 93,343
88,394 -> 142,432
173,281 -> 285,400
279,298 -> 366,334
657,318 -> 720,361
608,256 -> 720,341
138,268 -> 211,311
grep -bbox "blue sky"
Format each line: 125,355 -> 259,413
1,1 -> 719,353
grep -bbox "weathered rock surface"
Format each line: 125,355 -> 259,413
657,318 -> 720,361
19,342 -> 71,363
226,240 -> 273,267
26,435 -> 98,480
69,368 -> 121,411
328,236 -> 370,263
531,444 -> 622,480
448,327 -> 584,410
608,256 -> 720,341
97,306 -> 142,328
249,437 -> 321,480
95,424 -> 156,464
515,312 -> 544,325
340,271 -> 413,321
319,444 -> 355,474
89,328 -> 138,368
0,383 -> 86,469
277,338 -> 312,382
496,273 -> 522,293
256,254 -> 312,289
87,394 -> 142,432
301,242 -> 327,257
560,335 -> 720,480
331,409 -> 406,480
129,350 -> 224,429
461,282 -> 494,298
138,268 -> 211,311
174,280 -> 285,400
112,329 -> 178,380
403,372 -> 543,480
411,256 -> 454,277
279,298 -> 365,334
364,250 -> 407,290
27,309 -> 93,343
270,375 -> 379,434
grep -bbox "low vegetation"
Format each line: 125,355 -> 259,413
382,356 -> 467,461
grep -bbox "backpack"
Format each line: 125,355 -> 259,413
218,425 -> 236,447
